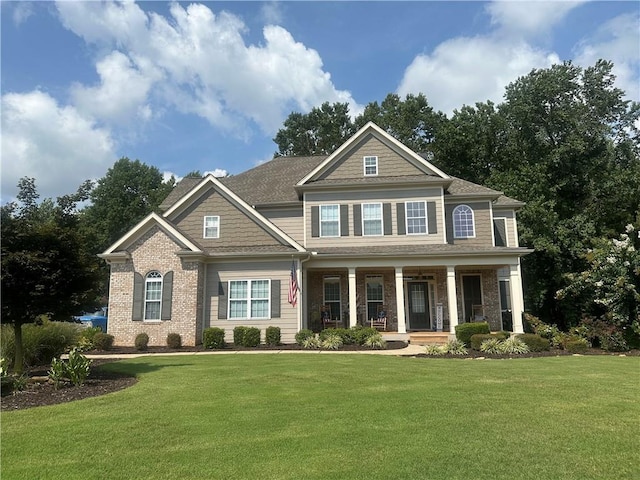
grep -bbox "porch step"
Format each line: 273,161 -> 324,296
409,332 -> 451,346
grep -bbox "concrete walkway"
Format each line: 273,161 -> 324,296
85,343 -> 426,360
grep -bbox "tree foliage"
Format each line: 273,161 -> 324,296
80,157 -> 175,253
1,179 -> 101,373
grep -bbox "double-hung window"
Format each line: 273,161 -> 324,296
453,205 -> 475,238
144,271 -> 162,320
364,156 -> 378,176
320,205 -> 340,237
406,201 -> 427,234
362,203 -> 382,236
323,277 -> 341,322
203,216 -> 220,238
229,280 -> 270,319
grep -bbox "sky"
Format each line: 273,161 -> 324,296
1,1 -> 639,203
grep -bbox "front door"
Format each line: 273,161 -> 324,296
408,282 -> 430,330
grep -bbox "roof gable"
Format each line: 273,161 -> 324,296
297,122 -> 449,185
163,174 -> 305,252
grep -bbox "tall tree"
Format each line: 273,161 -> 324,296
273,102 -> 355,157
1,179 -> 101,373
355,93 -> 446,153
80,158 -> 175,253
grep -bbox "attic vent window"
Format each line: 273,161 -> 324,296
364,156 -> 378,176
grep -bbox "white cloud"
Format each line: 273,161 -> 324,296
260,1 -> 284,25
55,1 -> 359,136
398,37 -> 559,115
204,168 -> 229,177
574,12 -> 640,101
486,0 -> 585,39
12,1 -> 35,26
1,91 -> 116,201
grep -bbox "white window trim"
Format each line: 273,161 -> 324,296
144,271 -> 162,321
362,202 -> 383,236
453,205 -> 476,239
228,279 -> 271,320
320,204 -> 340,238
203,215 -> 220,239
405,200 -> 427,235
363,156 -> 378,176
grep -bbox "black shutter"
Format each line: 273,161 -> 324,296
340,204 -> 349,236
397,203 -> 406,235
494,219 -> 507,246
353,204 -> 362,236
218,281 -> 228,320
427,201 -> 438,234
383,203 -> 392,235
271,280 -> 281,318
161,271 -> 173,320
132,272 -> 144,321
311,206 -> 319,237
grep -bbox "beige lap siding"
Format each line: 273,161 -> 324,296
204,260 -> 299,344
107,226 -> 201,347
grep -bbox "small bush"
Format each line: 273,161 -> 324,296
135,333 -> 149,351
77,326 -> 103,351
480,338 -> 503,354
166,333 -> 182,349
295,329 -> 315,345
471,334 -> 501,350
302,335 -> 320,349
265,326 -> 281,346
424,345 -> 445,356
600,332 -> 629,352
565,337 -> 589,354
321,333 -> 343,350
233,326 -> 248,346
455,322 -> 490,346
242,327 -> 261,347
203,327 -> 225,349
517,333 -> 550,352
48,348 -> 92,388
319,328 -> 353,345
352,326 -> 379,345
48,357 -> 67,389
499,336 -> 529,354
364,333 -> 386,349
442,339 -> 468,355
1,322 -> 82,368
93,332 -> 114,351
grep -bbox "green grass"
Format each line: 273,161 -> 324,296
2,355 -> 639,480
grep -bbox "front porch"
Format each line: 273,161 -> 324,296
302,264 -> 525,334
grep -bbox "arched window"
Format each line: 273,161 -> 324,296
144,271 -> 163,320
453,205 -> 475,238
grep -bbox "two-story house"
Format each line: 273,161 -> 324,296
99,122 -> 532,346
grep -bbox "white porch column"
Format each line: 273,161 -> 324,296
509,263 -> 525,333
348,267 -> 357,328
395,267 -> 407,333
301,262 -> 308,330
446,266 -> 459,334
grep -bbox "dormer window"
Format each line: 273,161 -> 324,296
364,156 -> 378,176
204,215 -> 220,238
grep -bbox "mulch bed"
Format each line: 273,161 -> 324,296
2,344 -> 636,411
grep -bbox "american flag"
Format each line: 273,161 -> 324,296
288,260 -> 299,307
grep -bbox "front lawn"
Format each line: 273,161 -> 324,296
2,355 -> 638,479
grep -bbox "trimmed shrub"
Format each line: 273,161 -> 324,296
233,326 -> 248,346
352,326 -> 379,345
496,331 -> 511,340
320,333 -> 343,350
364,332 -> 386,349
265,326 -> 281,346
471,334 -> 499,350
93,332 -> 114,351
302,335 -> 320,349
77,326 -> 102,351
203,327 -> 225,349
135,333 -> 149,351
442,339 -> 468,355
565,336 -> 589,354
166,333 -> 182,349
242,327 -> 261,347
517,333 -> 550,352
455,322 -> 490,346
295,329 -> 315,345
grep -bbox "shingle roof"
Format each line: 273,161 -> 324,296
313,245 -> 532,256
159,156 -> 522,211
